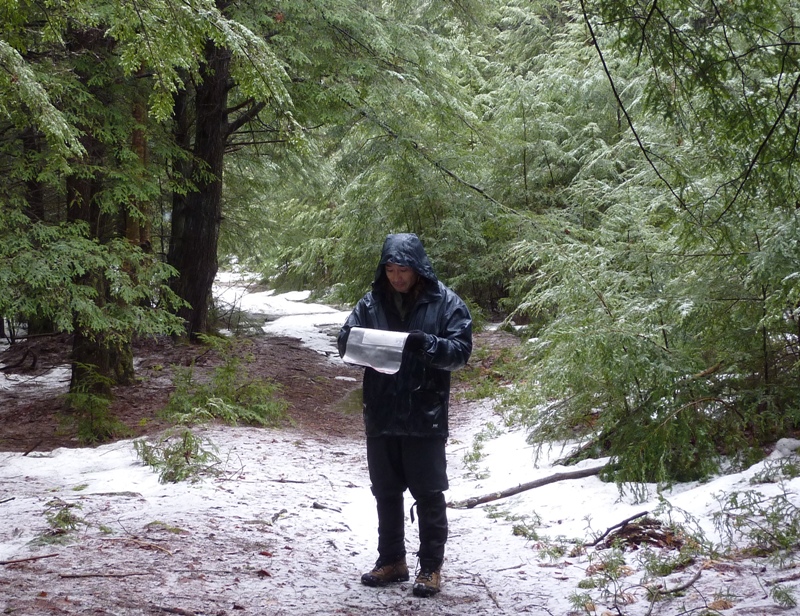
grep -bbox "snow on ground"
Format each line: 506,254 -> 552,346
0,366 -> 71,394
214,271 -> 351,357
1,274 -> 800,615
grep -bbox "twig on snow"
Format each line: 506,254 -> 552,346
23,440 -> 43,456
645,564 -> 707,616
765,570 -> 800,586
157,607 -> 196,616
102,537 -> 174,555
586,510 -> 650,547
271,508 -> 288,523
313,501 -> 342,513
1,553 -> 59,565
659,565 -> 704,593
61,571 -> 153,579
476,574 -> 502,609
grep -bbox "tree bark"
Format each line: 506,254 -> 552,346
168,40 -> 231,338
126,89 -> 152,251
20,127 -> 57,336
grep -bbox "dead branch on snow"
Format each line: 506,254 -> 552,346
448,464 -> 606,509
1,553 -> 59,565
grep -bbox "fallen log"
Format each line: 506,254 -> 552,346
448,464 -> 606,509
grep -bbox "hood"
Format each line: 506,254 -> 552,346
373,233 -> 438,287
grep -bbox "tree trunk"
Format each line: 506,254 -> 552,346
168,41 -> 231,338
126,92 -> 152,251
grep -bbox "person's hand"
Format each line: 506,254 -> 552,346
404,330 -> 428,353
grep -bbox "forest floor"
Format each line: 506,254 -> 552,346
1,314 -> 796,616
0,331 -> 369,454
2,328 -> 559,616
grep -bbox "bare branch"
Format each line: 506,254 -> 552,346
448,465 -> 606,509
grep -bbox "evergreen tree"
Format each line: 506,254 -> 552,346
0,1 -> 215,394
505,0 -> 800,484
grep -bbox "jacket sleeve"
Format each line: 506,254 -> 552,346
338,296 -> 369,358
424,292 -> 473,371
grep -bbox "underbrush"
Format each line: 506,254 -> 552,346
454,328 -> 527,402
134,334 -> 288,483
487,455 -> 800,615
60,364 -> 131,445
161,334 -> 288,427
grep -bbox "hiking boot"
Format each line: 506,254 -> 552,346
361,556 -> 409,587
412,566 -> 441,597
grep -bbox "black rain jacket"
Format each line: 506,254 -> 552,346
338,233 -> 473,438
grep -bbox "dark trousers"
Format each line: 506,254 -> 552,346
366,436 -> 448,569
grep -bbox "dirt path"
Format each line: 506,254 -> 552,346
2,330 -> 787,616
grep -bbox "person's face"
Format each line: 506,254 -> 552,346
385,263 -> 419,293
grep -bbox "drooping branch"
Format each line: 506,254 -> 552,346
579,0 -> 699,226
712,70 -> 800,224
361,107 -> 520,215
1,553 -> 59,565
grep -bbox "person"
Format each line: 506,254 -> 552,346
338,232 -> 473,598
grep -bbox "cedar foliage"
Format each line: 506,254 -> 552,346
502,0 -> 800,484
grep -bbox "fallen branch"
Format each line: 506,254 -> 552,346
1,553 -> 59,565
157,607 -> 196,616
158,606 -> 197,616
476,573 -> 501,609
645,564 -> 706,616
586,510 -> 650,547
0,497 -> 15,505
312,501 -> 342,513
449,465 -> 606,509
497,563 -> 525,572
102,538 -> 173,555
23,440 -> 43,456
61,571 -> 153,579
766,570 -> 800,586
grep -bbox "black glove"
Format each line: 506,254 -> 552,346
404,330 -> 428,353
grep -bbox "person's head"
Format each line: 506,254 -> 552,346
385,262 -> 419,294
374,232 -> 438,294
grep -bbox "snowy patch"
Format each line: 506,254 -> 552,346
0,366 -> 70,392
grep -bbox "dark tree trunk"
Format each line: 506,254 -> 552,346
125,91 -> 152,251
169,79 -> 191,265
168,41 -> 231,338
